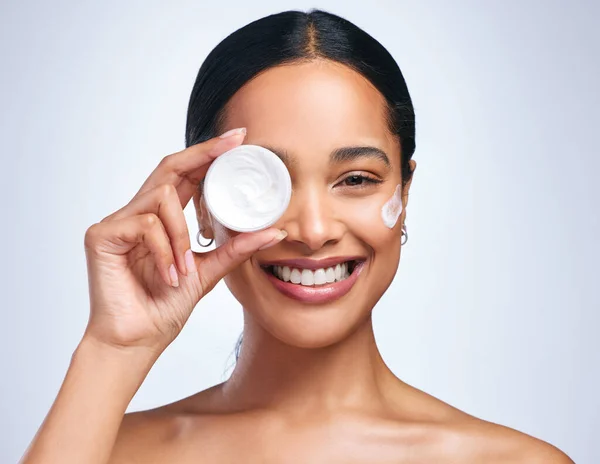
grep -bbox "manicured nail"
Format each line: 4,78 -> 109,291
258,230 -> 288,250
184,249 -> 197,274
211,128 -> 247,157
169,264 -> 179,287
218,127 -> 246,139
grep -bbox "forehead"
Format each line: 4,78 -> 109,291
223,60 -> 398,160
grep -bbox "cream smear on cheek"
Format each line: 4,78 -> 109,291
381,184 -> 403,228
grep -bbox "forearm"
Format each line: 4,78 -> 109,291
21,335 -> 159,464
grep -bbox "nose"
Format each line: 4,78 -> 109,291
279,185 -> 345,252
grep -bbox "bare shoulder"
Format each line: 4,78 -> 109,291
108,384 -> 223,464
108,407 -> 188,464
443,416 -> 574,463
387,382 -> 573,463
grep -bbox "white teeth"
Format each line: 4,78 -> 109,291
290,268 -> 302,284
313,269 -> 327,285
271,262 -> 355,287
325,267 -> 335,283
301,269 -> 314,286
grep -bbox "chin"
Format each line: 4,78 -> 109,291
260,303 -> 373,349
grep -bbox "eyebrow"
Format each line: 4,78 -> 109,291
261,145 -> 391,168
330,146 -> 391,167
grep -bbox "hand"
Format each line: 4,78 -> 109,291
82,128 -> 286,355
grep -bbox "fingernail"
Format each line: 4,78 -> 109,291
211,128 -> 247,157
169,264 -> 179,287
185,249 -> 197,274
258,230 -> 288,250
218,127 -> 246,139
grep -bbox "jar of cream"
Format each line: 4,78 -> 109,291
203,144 -> 292,232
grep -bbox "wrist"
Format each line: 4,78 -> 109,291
80,328 -> 164,357
75,333 -> 161,377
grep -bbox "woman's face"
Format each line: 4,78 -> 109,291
198,59 -> 415,348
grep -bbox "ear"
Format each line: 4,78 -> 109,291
193,187 -> 214,240
402,159 -> 416,211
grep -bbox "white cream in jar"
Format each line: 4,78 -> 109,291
203,144 -> 292,232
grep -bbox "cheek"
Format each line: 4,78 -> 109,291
338,193 -> 402,302
380,184 -> 403,229
338,192 -> 402,251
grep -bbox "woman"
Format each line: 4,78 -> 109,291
22,9 -> 573,463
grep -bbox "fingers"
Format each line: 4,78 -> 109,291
195,228 -> 288,293
133,127 -> 247,208
96,127 -> 247,284
102,183 -> 192,277
85,213 -> 179,288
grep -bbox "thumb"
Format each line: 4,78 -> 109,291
195,228 -> 287,293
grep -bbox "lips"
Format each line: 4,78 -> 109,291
258,256 -> 366,304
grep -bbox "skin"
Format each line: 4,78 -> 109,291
21,59 -> 574,463
112,61 -> 573,462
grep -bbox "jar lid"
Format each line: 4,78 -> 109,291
203,144 -> 292,232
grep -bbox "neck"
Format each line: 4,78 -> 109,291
219,310 -> 401,417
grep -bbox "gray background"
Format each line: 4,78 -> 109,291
1,1 -> 598,462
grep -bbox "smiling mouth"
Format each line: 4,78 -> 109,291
261,260 -> 360,287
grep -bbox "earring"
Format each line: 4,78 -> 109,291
401,223 -> 408,245
196,229 -> 214,248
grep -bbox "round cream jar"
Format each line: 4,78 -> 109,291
203,144 -> 292,232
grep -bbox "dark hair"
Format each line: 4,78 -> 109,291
185,9 -> 416,364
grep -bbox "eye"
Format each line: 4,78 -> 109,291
338,173 -> 382,188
